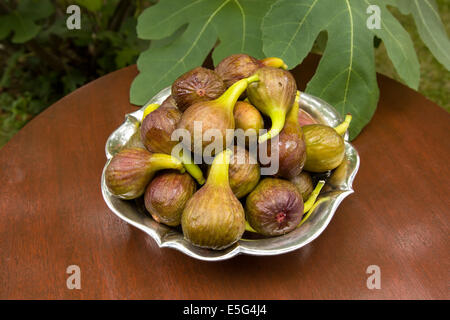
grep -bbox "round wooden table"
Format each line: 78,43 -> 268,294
0,55 -> 448,299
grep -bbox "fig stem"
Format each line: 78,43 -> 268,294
148,153 -> 185,173
286,91 -> 301,123
206,149 -> 232,186
246,74 -> 259,83
334,114 -> 352,136
258,108 -> 286,143
216,77 -> 257,113
141,103 -> 160,122
245,220 -> 257,233
260,57 -> 288,70
303,180 -> 325,213
178,149 -> 205,185
297,180 -> 325,227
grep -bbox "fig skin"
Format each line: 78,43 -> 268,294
105,148 -> 184,199
181,150 -> 245,250
247,66 -> 297,143
245,178 -> 304,236
229,146 -> 260,198
140,104 -> 181,154
144,171 -> 196,226
160,95 -> 178,109
177,75 -> 258,154
233,101 -> 264,133
302,124 -> 345,172
172,67 -> 226,111
215,54 -> 264,88
215,54 -> 287,88
265,93 -> 306,179
289,172 -> 314,202
298,108 -> 317,126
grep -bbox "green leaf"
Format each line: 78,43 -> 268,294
263,0 -> 382,139
76,0 -> 103,12
130,0 -> 273,106
0,0 -> 54,43
366,0 -> 419,89
396,0 -> 450,70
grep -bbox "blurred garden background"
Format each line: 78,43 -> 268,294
0,0 -> 448,148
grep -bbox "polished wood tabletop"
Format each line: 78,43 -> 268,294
0,55 -> 448,299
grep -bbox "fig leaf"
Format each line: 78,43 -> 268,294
130,0 -> 273,106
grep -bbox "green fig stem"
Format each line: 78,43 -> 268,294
297,180 -> 325,228
149,153 -> 185,173
141,103 -> 160,122
334,114 -> 352,136
245,220 -> 257,233
178,149 -> 205,185
258,108 -> 286,143
206,149 -> 232,186
216,76 -> 258,113
260,57 -> 288,70
286,91 -> 301,123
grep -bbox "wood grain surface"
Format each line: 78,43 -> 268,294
0,55 -> 448,299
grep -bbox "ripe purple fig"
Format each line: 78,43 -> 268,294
144,171 -> 196,226
215,54 -> 287,88
172,67 -> 226,111
265,92 -> 306,178
245,178 -> 304,236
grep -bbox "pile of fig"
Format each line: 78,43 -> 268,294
105,53 -> 352,250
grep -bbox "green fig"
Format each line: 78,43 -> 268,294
144,171 -> 196,226
245,178 -> 303,236
302,115 -> 352,172
181,149 -> 245,250
265,92 -> 306,178
105,148 -> 185,199
177,75 -> 259,155
172,67 -> 226,111
289,172 -> 314,202
247,67 -> 297,143
215,54 -> 287,88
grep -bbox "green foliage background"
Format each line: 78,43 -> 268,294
0,0 -> 448,148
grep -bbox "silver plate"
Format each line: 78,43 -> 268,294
101,87 -> 360,261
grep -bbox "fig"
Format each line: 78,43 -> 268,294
181,149 -> 245,250
245,178 -> 303,236
266,91 -> 306,178
302,115 -> 352,172
247,66 -> 297,143
172,67 -> 226,111
105,148 -> 185,199
233,101 -> 264,138
144,171 -> 196,226
209,146 -> 260,198
140,103 -> 205,184
289,172 -> 314,202
160,95 -> 178,109
141,103 -> 181,155
215,54 -> 287,88
298,108 -> 317,126
177,74 -> 259,155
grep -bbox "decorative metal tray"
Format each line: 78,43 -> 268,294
101,87 -> 360,261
